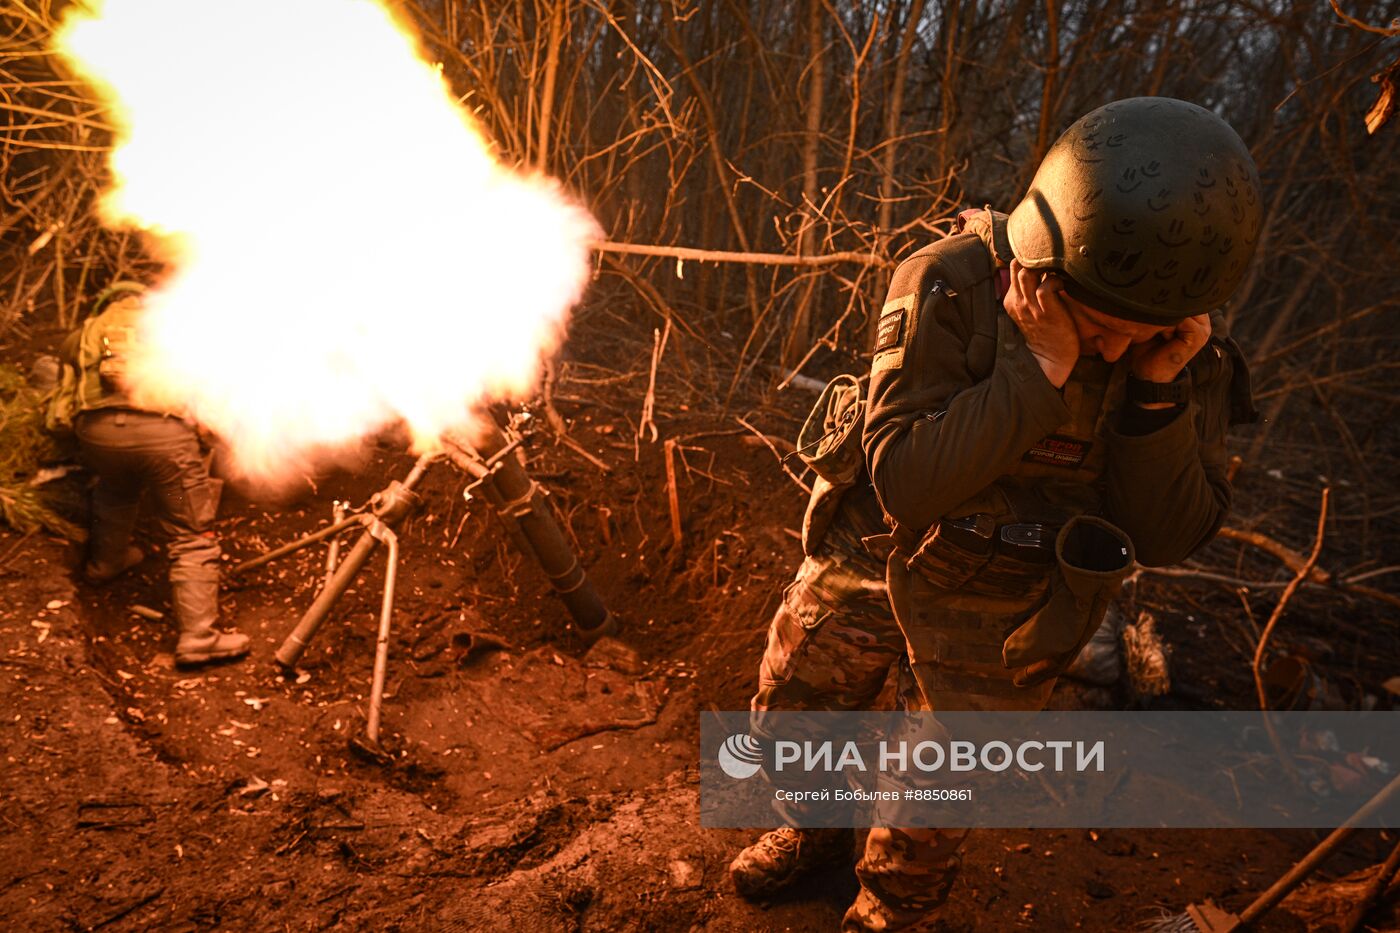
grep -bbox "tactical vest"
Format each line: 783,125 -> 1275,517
46,296 -> 149,433
887,344 -> 1136,707
878,250 -> 1134,707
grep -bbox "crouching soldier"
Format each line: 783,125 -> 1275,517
729,97 -> 1262,930
47,281 -> 249,667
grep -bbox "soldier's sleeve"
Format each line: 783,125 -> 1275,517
862,261 -> 1070,534
1102,339 -> 1237,567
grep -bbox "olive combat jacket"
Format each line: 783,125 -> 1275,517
863,209 -> 1249,568
850,210 -> 1252,704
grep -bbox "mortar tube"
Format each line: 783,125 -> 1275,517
471,474 -> 536,557
468,422 -> 617,642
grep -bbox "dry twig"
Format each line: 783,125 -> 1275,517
637,317 -> 670,444
1253,487 -> 1330,712
1243,487 -> 1329,790
663,437 -> 682,551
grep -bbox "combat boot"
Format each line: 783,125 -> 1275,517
83,545 -> 145,584
729,827 -> 851,898
171,566 -> 249,666
842,888 -> 947,932
84,496 -> 144,583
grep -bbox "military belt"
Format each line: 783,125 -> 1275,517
935,515 -> 1058,563
996,523 -> 1057,564
880,514 -> 1062,594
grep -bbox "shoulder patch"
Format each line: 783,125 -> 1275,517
872,293 -> 915,375
875,307 -> 905,353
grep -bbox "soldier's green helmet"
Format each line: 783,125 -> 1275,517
90,280 -> 146,317
1007,97 -> 1262,323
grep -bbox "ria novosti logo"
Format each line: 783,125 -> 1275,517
718,733 -> 763,779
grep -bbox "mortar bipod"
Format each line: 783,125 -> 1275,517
226,454 -> 433,757
359,514 -> 399,749
271,457 -> 431,669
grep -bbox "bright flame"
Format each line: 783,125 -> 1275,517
55,0 -> 598,485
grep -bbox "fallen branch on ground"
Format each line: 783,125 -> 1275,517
1217,526 -> 1332,584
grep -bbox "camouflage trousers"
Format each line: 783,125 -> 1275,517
75,410 -> 222,577
750,521 -> 1055,932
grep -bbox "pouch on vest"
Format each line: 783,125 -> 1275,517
789,374 -> 866,555
43,364 -> 80,435
906,513 -> 995,589
1002,516 -> 1135,687
96,324 -> 136,392
791,374 -> 865,486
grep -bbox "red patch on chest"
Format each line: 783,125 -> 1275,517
1023,435 -> 1092,468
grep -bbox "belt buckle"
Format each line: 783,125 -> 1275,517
998,523 -> 1056,564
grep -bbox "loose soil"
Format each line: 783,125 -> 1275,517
1,323 -> 1396,932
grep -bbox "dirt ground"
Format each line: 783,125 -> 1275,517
1,325 -> 1397,932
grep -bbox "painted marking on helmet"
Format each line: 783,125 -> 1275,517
1073,187 -> 1103,221
1096,250 -> 1148,288
1116,168 -> 1143,193
1157,222 -> 1189,249
1182,266 -> 1217,300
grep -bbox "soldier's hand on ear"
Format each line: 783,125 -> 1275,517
1129,313 -> 1210,384
1004,261 -> 1079,388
